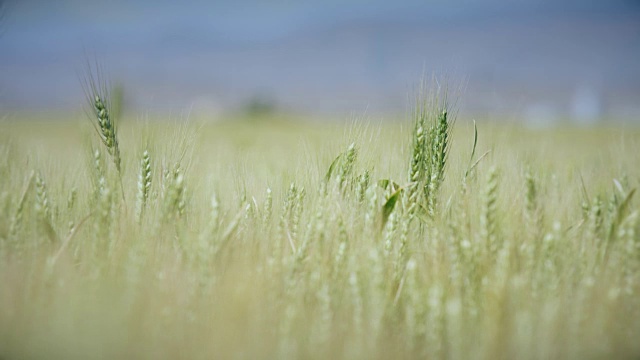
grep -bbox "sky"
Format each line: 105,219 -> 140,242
1,0 -> 639,121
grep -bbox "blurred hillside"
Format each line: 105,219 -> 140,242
0,0 -> 639,123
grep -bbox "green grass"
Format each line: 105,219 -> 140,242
0,112 -> 639,360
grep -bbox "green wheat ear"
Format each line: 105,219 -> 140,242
135,150 -> 152,224
92,95 -> 121,173
406,81 -> 454,218
82,62 -> 126,203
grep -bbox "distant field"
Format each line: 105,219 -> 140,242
1,112 -> 639,359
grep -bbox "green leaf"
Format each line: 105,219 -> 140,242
381,188 -> 402,229
608,188 -> 636,241
578,172 -> 591,207
324,153 -> 343,183
41,219 -> 59,244
378,179 -> 400,193
464,120 -> 478,179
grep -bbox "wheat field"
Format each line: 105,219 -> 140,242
0,100 -> 639,359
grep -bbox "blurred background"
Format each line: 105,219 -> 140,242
0,0 -> 639,124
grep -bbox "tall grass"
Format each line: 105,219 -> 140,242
0,92 -> 639,359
